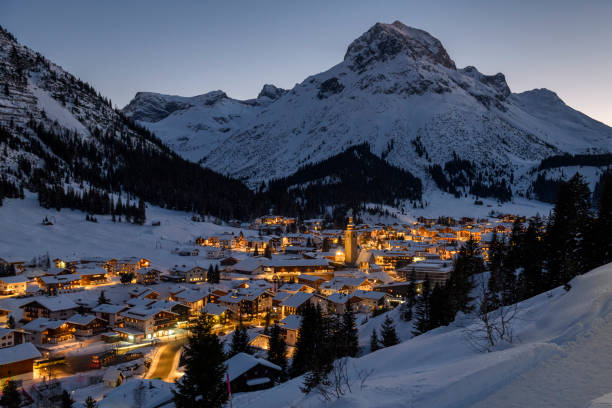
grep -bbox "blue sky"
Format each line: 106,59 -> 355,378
2,0 -> 611,125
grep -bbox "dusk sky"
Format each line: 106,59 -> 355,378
2,0 -> 611,126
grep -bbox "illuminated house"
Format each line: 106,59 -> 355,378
67,314 -> 108,337
75,265 -> 108,285
20,298 -> 78,322
218,287 -> 273,319
23,318 -> 75,345
0,275 -> 29,296
135,268 -> 161,285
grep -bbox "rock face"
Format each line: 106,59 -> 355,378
123,21 -> 612,195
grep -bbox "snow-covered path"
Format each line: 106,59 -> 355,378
473,315 -> 612,408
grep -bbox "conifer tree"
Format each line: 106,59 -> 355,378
84,396 -> 97,408
207,264 -> 214,282
229,320 -> 250,357
413,279 -> 432,336
380,315 -> 400,347
595,171 -> 612,266
61,390 -> 73,408
0,380 -> 21,408
267,324 -> 287,379
340,307 -> 359,357
370,328 -> 381,352
97,290 -> 110,305
7,315 -> 15,329
173,316 -> 227,408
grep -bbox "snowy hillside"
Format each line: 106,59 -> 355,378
124,21 -> 612,196
232,262 -> 612,408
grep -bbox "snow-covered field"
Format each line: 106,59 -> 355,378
232,262 -> 612,408
0,192 -> 242,268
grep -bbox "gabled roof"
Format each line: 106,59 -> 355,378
226,352 -> 281,382
20,297 -> 78,311
67,314 -> 103,326
279,314 -> 302,331
0,275 -> 29,284
24,317 -> 67,331
280,292 -> 314,308
351,290 -> 388,301
92,303 -> 128,314
0,342 -> 41,365
326,292 -> 351,305
201,303 -> 227,316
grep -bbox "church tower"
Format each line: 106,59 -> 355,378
345,217 -> 358,265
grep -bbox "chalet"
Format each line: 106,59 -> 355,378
0,328 -> 25,349
37,274 -> 81,293
226,352 -> 281,393
325,293 -> 351,314
106,257 -> 150,276
174,247 -> 200,257
0,275 -> 29,296
278,314 -> 301,348
374,281 -> 423,298
167,265 -> 207,283
262,258 -> 333,280
67,314 -> 108,337
170,288 -> 208,314
135,268 -> 161,285
272,291 -> 292,310
0,342 -> 41,378
319,277 -> 376,296
297,274 -> 326,290
118,301 -> 184,342
23,318 -> 75,345
20,298 -> 78,322
0,307 -> 12,325
398,260 -> 453,286
201,303 -> 229,325
218,287 -> 273,319
75,266 -> 108,285
231,258 -> 265,275
92,303 -> 128,327
350,290 -> 391,313
280,292 -> 326,316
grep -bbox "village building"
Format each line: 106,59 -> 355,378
201,303 -> 229,325
92,303 -> 128,327
0,275 -> 29,296
75,265 -> 108,285
398,260 -> 453,286
0,328 -> 25,348
20,298 -> 78,322
218,287 -> 273,319
226,352 -> 282,393
23,318 -> 75,345
350,290 -> 391,313
67,314 -> 108,337
135,268 -> 162,285
0,342 -> 41,379
297,274 -> 326,290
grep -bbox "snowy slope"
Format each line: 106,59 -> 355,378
125,21 -> 612,193
231,262 -> 612,408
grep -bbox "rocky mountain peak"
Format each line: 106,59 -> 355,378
344,21 -> 456,71
257,84 -> 287,101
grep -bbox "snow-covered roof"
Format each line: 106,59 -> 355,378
0,342 -> 41,365
92,303 -> 127,314
0,275 -> 30,284
233,258 -> 265,273
326,292 -> 351,304
226,352 -> 281,382
281,292 -> 314,308
279,314 -> 302,331
201,303 -> 227,316
297,274 -> 325,282
24,317 -> 67,331
20,297 -> 78,311
67,314 -> 101,326
98,379 -> 174,408
351,290 -> 388,301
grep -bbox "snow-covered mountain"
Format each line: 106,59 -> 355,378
124,21 -> 612,196
0,25 -> 260,219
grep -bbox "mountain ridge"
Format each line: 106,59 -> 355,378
123,21 -> 612,199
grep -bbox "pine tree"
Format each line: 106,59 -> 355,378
413,279 -> 432,336
97,290 -> 110,305
267,324 -> 287,379
173,315 -> 228,408
340,307 -> 359,357
253,244 -> 259,257
291,305 -> 326,377
229,320 -> 250,357
263,244 -> 272,259
0,380 -> 21,408
7,315 -> 15,329
370,328 -> 381,352
207,264 -> 214,282
595,171 -> 612,266
263,310 -> 272,335
380,315 -> 400,347
84,396 -> 97,408
449,236 -> 481,314
61,390 -> 73,408
545,173 -> 593,289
